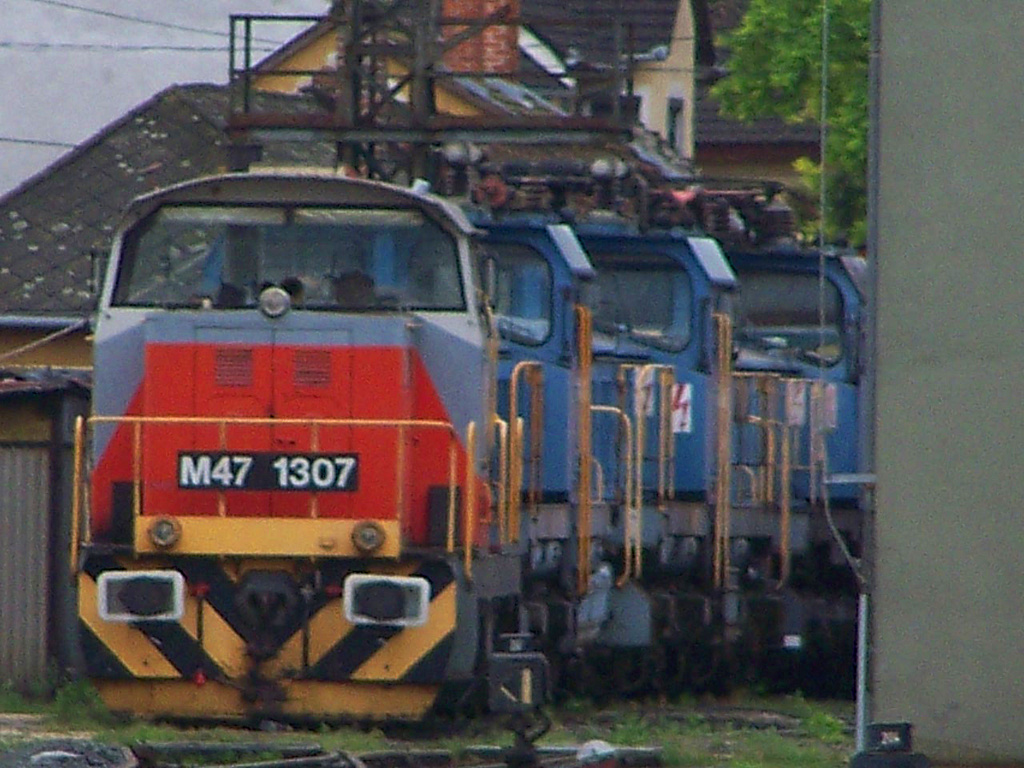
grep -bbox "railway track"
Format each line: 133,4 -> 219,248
0,701 -> 851,768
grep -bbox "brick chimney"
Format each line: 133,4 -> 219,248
442,0 -> 520,75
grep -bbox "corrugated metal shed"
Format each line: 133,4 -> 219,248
0,446 -> 51,689
0,372 -> 89,692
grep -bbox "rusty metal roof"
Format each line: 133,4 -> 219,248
0,370 -> 90,398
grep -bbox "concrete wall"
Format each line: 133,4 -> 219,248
874,1 -> 1024,761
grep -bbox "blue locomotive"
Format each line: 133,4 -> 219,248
464,165 -> 865,698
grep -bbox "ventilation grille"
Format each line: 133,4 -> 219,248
214,348 -> 253,388
294,349 -> 331,388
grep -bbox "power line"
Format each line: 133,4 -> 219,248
16,0 -> 234,38
15,0 -> 313,45
0,41 -> 278,53
0,136 -> 77,148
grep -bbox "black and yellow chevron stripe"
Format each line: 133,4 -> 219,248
78,554 -> 460,720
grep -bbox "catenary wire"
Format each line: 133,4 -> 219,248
14,0 -> 313,45
0,136 -> 77,148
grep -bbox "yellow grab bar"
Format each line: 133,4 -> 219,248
591,405 -> 637,586
464,421 -> 477,581
70,415 -> 85,577
575,306 -> 593,596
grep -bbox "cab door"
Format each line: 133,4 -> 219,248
269,329 -> 356,518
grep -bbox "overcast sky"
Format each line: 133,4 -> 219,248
0,0 -> 332,196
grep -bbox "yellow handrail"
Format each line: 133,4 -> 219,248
447,440 -> 457,553
713,312 -> 733,590
77,414 -> 464,557
508,361 -> 543,543
527,366 -> 544,522
69,415 -> 85,577
88,415 -> 456,428
733,372 -> 782,507
575,305 -> 593,596
509,416 -> 525,542
465,421 -> 477,581
493,417 -> 508,544
779,422 -> 793,586
616,362 -> 674,581
591,404 -> 635,586
658,368 -> 672,510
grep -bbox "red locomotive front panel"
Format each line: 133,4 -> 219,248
91,338 -> 470,547
143,341 -> 392,521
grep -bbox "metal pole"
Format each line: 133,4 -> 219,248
856,591 -> 869,753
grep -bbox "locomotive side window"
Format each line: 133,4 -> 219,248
113,205 -> 464,311
733,268 -> 844,365
486,243 -> 552,345
589,250 -> 693,352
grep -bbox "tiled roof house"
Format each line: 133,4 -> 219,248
521,0 -> 715,160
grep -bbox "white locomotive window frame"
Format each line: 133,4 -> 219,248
112,204 -> 467,313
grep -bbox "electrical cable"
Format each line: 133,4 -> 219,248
814,0 -> 865,590
13,0 -> 313,45
0,318 -> 90,366
16,0 -> 242,39
0,136 -> 76,147
0,41 -> 278,52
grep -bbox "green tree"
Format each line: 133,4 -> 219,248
711,0 -> 870,246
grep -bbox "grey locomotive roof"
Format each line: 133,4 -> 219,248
122,171 -> 477,237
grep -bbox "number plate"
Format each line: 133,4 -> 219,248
178,452 -> 359,491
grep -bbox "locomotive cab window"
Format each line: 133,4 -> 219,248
113,205 -> 464,311
485,243 -> 553,345
733,268 -> 844,366
589,250 -> 693,351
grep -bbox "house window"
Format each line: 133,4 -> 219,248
667,97 -> 685,153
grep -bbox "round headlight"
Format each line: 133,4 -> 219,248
148,516 -> 182,549
259,285 -> 291,318
351,521 -> 386,554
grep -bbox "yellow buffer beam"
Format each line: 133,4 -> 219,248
351,582 -> 456,681
78,576 -> 179,679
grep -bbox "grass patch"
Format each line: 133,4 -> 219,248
0,682 -> 50,714
802,712 -> 848,745
533,697 -> 853,768
51,680 -> 118,727
0,687 -> 855,768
